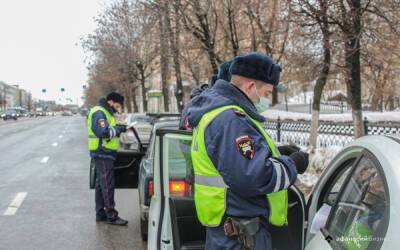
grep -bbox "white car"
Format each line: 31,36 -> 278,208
114,132 -> 399,250
120,113 -> 153,150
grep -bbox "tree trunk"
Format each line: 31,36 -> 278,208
310,45 -> 331,147
158,1 -> 170,112
166,0 -> 184,112
226,0 -> 240,56
139,66 -> 148,112
370,68 -> 386,111
309,2 -> 331,149
132,87 -> 138,112
340,0 -> 364,138
345,38 -> 364,137
207,44 -> 219,74
186,0 -> 219,74
121,82 -> 133,113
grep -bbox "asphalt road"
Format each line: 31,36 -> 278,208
0,116 -> 146,250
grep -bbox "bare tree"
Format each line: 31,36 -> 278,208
245,0 -> 291,105
180,0 -> 221,73
294,0 -> 332,148
165,0 -> 185,112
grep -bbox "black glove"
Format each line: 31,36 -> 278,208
115,124 -> 127,136
278,145 -> 300,156
289,151 -> 309,174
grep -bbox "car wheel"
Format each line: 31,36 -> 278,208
89,158 -> 96,189
140,217 -> 148,242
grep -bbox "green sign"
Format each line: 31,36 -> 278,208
147,91 -> 163,98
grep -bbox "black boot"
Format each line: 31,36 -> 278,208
107,217 -> 128,226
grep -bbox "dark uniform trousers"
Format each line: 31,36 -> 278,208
94,157 -> 118,219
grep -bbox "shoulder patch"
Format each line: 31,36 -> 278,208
98,119 -> 106,128
233,109 -> 246,117
235,135 -> 255,160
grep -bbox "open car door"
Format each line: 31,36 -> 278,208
153,128 -> 310,250
89,126 -> 146,189
149,129 -> 205,250
89,150 -> 144,189
304,141 -> 391,250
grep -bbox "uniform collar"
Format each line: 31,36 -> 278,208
213,80 -> 265,122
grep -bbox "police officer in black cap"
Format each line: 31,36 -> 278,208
87,92 -> 130,225
187,52 -> 308,249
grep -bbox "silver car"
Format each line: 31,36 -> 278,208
120,113 -> 153,150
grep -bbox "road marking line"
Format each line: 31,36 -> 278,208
3,192 -> 28,216
58,135 -> 63,138
52,142 -> 58,147
62,131 -> 66,134
40,156 -> 50,163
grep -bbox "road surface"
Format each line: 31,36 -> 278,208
0,116 -> 146,250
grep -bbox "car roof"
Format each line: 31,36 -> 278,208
152,119 -> 179,129
346,135 -> 400,193
128,113 -> 147,116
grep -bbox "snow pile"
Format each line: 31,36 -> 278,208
296,146 -> 343,195
262,109 -> 400,123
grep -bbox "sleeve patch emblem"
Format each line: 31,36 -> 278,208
235,135 -> 255,160
99,119 -> 106,128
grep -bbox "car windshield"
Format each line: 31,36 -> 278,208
5,110 -> 16,114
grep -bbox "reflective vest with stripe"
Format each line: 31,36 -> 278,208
87,106 -> 119,151
191,105 -> 288,227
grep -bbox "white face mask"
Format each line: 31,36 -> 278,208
253,85 -> 270,114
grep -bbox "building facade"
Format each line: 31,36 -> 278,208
0,81 -> 32,111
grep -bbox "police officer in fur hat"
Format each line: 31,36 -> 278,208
187,52 -> 308,249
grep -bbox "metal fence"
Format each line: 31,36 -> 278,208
264,118 -> 400,148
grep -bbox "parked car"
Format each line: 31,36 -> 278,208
120,113 -> 153,150
1,109 -> 18,120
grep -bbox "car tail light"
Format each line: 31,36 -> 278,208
148,180 -> 154,198
169,180 -> 190,197
147,180 -> 192,199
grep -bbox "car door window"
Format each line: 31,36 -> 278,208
320,159 -> 355,208
325,155 -> 389,250
164,134 -> 193,197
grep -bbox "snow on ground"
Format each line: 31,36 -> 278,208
262,109 -> 400,123
296,146 -> 343,195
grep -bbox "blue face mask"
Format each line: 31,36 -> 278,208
253,86 -> 270,114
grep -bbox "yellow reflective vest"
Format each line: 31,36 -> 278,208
191,105 -> 288,227
87,106 -> 119,151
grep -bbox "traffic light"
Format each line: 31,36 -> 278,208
42,89 -> 46,93
61,88 -> 65,92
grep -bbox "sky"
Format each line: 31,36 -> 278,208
0,0 -> 108,105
